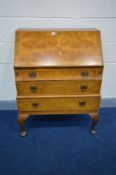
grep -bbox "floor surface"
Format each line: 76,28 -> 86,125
0,108 -> 116,175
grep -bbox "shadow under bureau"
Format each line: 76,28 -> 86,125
14,29 -> 104,136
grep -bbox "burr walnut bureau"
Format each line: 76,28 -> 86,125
14,29 -> 104,136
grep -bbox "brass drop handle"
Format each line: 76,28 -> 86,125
81,71 -> 89,77
28,71 -> 37,78
32,102 -> 39,108
79,101 -> 86,106
80,85 -> 88,91
30,86 -> 38,93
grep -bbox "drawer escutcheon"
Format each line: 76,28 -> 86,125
81,71 -> 89,77
30,86 -> 38,93
79,101 -> 86,106
80,85 -> 88,91
32,102 -> 39,108
28,71 -> 37,78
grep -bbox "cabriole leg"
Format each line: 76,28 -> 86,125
17,114 -> 29,137
89,113 -> 100,135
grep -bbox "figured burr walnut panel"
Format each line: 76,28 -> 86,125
14,29 -> 104,136
14,30 -> 103,67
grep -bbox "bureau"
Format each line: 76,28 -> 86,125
14,29 -> 104,136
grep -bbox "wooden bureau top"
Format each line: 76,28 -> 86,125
14,29 -> 103,68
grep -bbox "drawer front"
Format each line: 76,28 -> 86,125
15,67 -> 103,81
17,96 -> 100,112
16,80 -> 101,96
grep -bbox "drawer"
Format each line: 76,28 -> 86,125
16,80 -> 101,96
15,67 -> 103,81
17,95 -> 100,112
